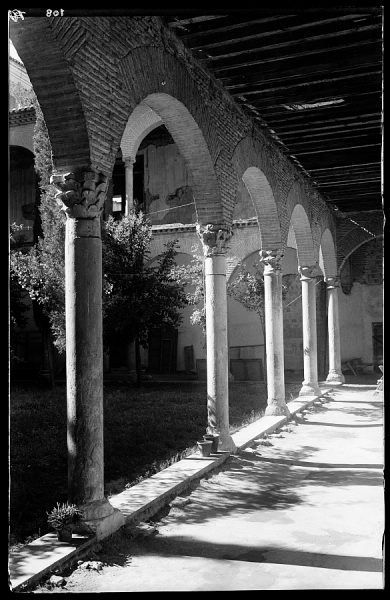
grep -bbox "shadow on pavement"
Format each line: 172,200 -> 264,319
129,535 -> 382,572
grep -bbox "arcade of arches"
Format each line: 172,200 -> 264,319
9,15 -> 383,539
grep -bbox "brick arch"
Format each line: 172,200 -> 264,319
338,234 -> 383,274
9,18 -> 90,173
319,228 -> 337,278
241,168 -> 282,249
117,46 -> 230,226
128,92 -> 222,226
120,103 -> 162,160
287,203 -> 315,267
336,215 -> 384,270
227,227 -> 262,282
232,137 -> 282,249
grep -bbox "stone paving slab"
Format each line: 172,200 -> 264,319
8,534 -> 95,592
8,387 -> 332,591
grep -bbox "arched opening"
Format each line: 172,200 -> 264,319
240,166 -> 282,250
338,236 -> 383,370
288,203 -> 315,267
118,94 -> 222,226
228,250 -> 266,383
286,205 -> 326,381
9,145 -> 40,245
319,228 -> 337,278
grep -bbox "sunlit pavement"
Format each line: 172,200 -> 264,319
52,384 -> 384,591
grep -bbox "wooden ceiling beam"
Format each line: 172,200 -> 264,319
279,129 -> 380,149
211,38 -> 379,74
242,86 -> 381,111
246,92 -> 380,115
167,15 -> 228,27
233,70 -> 381,100
280,125 -> 381,141
313,171 -> 380,181
271,115 -> 380,134
307,162 -> 380,172
293,143 -> 381,156
316,179 -> 381,188
207,24 -> 379,65
221,46 -> 381,89
187,13 -> 373,50
176,14 -> 296,40
259,93 -> 381,118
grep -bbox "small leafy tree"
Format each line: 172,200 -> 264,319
102,212 -> 188,384
9,225 -> 29,366
10,99 -> 188,383
171,247 -> 206,337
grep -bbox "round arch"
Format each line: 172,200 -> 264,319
120,103 -> 162,160
288,203 -> 315,267
338,234 -> 384,274
319,228 -> 337,278
9,18 -> 90,173
232,136 -> 282,250
120,93 -> 222,227
241,167 -> 282,250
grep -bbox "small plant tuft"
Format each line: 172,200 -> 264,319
47,502 -> 82,531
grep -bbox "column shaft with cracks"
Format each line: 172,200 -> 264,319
325,276 -> 345,384
197,224 -> 236,453
53,169 -> 125,539
124,156 -> 135,216
299,265 -> 321,396
260,250 -> 290,416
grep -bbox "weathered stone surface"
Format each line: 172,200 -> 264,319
49,575 -> 66,587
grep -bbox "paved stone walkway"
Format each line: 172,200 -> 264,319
35,384 -> 384,591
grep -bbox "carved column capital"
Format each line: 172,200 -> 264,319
259,249 -> 283,274
196,224 -> 233,256
51,170 -> 108,219
324,276 -> 340,289
124,156 -> 136,168
298,264 -> 320,281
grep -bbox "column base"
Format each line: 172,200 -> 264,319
265,401 -> 291,417
77,498 -> 125,541
326,370 -> 345,384
218,431 -> 237,454
299,383 -> 322,397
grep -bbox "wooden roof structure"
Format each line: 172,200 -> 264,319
165,8 -> 383,213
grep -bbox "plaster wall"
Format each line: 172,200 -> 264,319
141,143 -> 196,226
339,282 -> 383,365
9,123 -> 35,153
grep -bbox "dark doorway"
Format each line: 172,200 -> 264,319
133,154 -> 145,213
148,326 -> 178,374
372,322 -> 383,370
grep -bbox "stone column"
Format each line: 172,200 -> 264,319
259,250 -> 290,416
124,156 -> 135,216
52,170 -> 125,539
197,224 -> 236,453
325,276 -> 345,384
298,265 -> 321,396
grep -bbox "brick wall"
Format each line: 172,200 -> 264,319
10,15 -> 338,262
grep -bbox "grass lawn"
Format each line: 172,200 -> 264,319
9,381 -> 300,545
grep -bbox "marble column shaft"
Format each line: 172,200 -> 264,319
52,170 -> 124,537
124,156 -> 135,216
325,276 -> 345,384
259,249 -> 289,416
197,224 -> 236,453
299,265 -> 321,396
